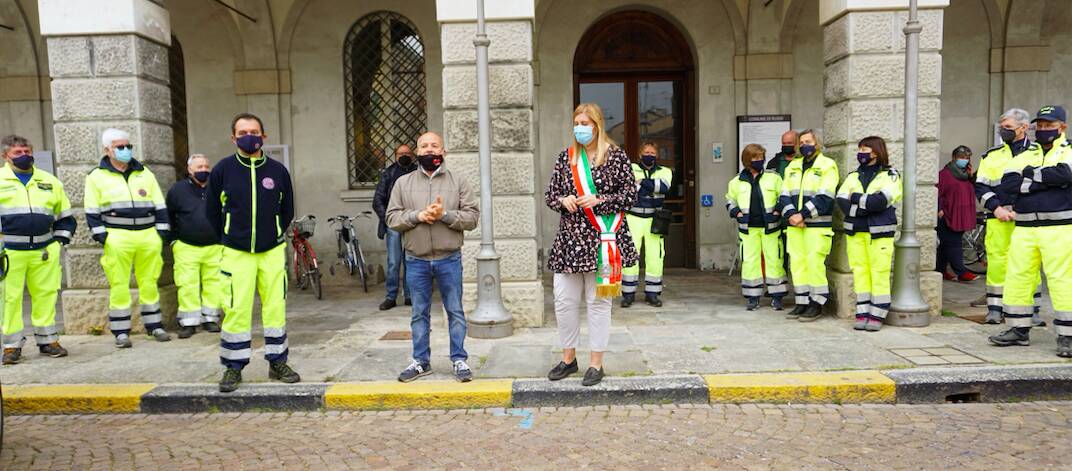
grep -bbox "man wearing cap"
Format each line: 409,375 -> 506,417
989,105 -> 1072,358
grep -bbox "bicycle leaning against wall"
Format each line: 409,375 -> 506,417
289,215 -> 322,300
328,211 -> 373,292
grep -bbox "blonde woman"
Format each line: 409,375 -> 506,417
544,103 -> 638,386
777,129 -> 839,322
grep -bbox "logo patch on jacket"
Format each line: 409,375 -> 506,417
138,189 -> 148,197
36,182 -> 53,191
262,177 -> 275,190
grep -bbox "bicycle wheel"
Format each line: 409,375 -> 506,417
295,246 -> 309,290
354,241 -> 368,292
311,269 -> 323,300
345,238 -> 357,276
963,226 -> 987,275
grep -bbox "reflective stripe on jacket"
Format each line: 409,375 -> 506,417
0,165 -> 76,250
998,136 -> 1072,227
627,163 -> 673,217
726,169 -> 783,234
84,157 -> 168,235
777,152 -> 840,228
837,167 -> 903,238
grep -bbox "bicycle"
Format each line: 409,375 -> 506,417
289,215 -> 323,300
963,212 -> 987,275
328,211 -> 373,292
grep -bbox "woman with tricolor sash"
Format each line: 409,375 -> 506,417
544,103 -> 639,387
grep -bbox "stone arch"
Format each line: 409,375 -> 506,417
275,0 -> 312,69
980,0 -> 1005,48
941,0 -> 995,156
0,0 -> 51,149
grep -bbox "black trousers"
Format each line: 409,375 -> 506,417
935,218 -> 968,276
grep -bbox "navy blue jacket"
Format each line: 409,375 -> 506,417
205,154 -> 294,253
372,161 -> 417,239
167,177 -> 218,247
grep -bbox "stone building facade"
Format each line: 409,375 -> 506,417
1,0 -> 1070,330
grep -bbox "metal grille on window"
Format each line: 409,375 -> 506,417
169,35 -> 189,179
344,12 -> 427,188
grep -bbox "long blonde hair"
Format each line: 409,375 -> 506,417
571,103 -> 615,167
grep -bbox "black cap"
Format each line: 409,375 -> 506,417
1032,105 -> 1067,123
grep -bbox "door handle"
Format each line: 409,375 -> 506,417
688,180 -> 695,188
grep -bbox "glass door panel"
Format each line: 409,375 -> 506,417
579,82 -> 627,146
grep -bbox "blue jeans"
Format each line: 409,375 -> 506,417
406,251 -> 467,364
384,229 -> 410,301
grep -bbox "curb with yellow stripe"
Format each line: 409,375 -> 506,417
5,364 -> 1071,414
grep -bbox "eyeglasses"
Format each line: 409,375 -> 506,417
114,144 -> 134,150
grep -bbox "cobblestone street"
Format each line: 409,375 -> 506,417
3,401 -> 1071,470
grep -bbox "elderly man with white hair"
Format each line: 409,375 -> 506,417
166,154 -> 223,339
84,128 -> 172,348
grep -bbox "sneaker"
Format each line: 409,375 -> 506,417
771,297 -> 784,311
115,334 -> 132,348
398,360 -> 432,383
404,298 -> 412,306
786,303 -> 806,320
989,327 -> 1030,347
219,368 -> 242,393
958,272 -> 978,282
942,271 -> 956,281
853,315 -> 868,331
2,348 -> 21,365
581,367 -> 605,387
453,360 -> 473,382
865,319 -> 883,332
379,299 -> 397,311
745,297 -> 759,311
269,361 -> 301,383
547,359 -> 579,381
201,322 -> 221,333
620,294 -> 634,308
645,294 -> 663,308
150,328 -> 172,342
1032,312 -> 1047,327
1058,336 -> 1072,358
969,294 -> 989,307
984,309 -> 1003,325
39,342 -> 68,358
178,326 -> 196,339
798,302 -> 823,322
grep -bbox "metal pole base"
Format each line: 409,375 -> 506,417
467,319 -> 513,339
886,307 -> 930,327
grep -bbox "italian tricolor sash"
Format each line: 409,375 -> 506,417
569,147 -> 625,298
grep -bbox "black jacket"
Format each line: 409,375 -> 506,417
167,177 -> 218,246
205,154 -> 294,253
372,161 -> 417,239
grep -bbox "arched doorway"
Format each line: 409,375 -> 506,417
573,10 -> 696,268
169,35 -> 188,178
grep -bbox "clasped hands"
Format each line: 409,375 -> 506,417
558,194 -> 603,213
418,196 -> 445,224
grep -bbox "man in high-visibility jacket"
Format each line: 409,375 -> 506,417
167,154 -> 223,339
0,135 -> 76,364
206,113 -> 301,392
85,128 -> 172,348
989,105 -> 1072,358
621,143 -> 673,308
974,108 -> 1044,326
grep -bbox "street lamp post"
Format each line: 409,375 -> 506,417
888,0 -> 931,327
467,0 -> 514,338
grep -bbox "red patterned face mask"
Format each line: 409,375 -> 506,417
418,154 -> 443,172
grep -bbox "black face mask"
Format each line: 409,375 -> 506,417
418,153 -> 443,172
999,128 -> 1017,145
781,145 -> 796,156
398,154 -> 415,167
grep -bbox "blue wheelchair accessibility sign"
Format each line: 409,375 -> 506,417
701,194 -> 714,207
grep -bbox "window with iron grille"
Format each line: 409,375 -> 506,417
344,12 -> 427,188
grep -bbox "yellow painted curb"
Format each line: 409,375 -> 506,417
4,384 -> 157,414
325,380 -> 513,410
705,371 -> 896,403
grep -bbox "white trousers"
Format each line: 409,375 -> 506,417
553,272 -> 612,352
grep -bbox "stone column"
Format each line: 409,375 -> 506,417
437,0 -> 543,327
40,0 -> 178,333
821,0 -> 947,318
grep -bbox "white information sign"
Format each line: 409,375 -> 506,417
34,150 -> 55,175
736,115 -> 792,170
262,144 -> 291,172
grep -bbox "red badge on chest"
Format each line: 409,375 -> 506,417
262,177 -> 275,190
138,189 -> 147,197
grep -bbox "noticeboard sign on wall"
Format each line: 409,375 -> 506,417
736,115 -> 792,171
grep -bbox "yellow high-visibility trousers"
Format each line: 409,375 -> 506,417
1,242 -> 61,348
984,218 -> 1041,314
846,233 -> 893,320
219,244 -> 288,370
101,228 -> 163,336
173,241 -> 224,327
622,214 -> 665,296
1002,225 -> 1072,335
738,227 -> 786,298
786,226 -> 833,305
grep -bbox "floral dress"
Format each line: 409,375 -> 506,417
545,146 -> 639,273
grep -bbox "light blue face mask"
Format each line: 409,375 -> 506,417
573,125 -> 594,146
955,158 -> 969,169
115,147 -> 133,163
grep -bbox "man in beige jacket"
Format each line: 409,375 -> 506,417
387,132 -> 479,383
